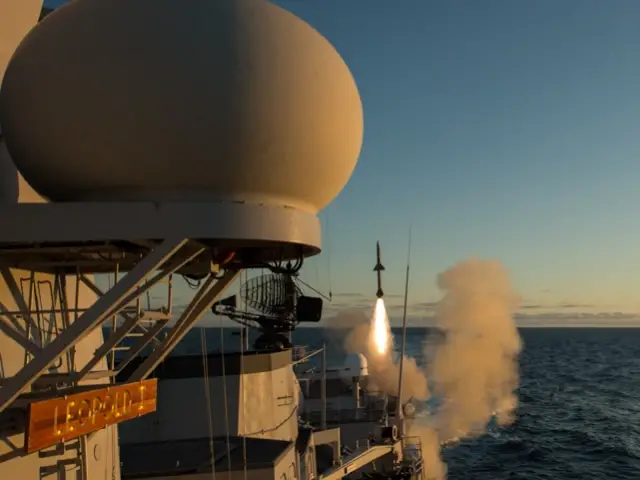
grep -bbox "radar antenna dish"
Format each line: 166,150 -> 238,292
213,262 -> 324,351
242,272 -> 301,319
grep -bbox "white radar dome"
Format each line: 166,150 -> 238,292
343,353 -> 369,377
0,0 -> 363,211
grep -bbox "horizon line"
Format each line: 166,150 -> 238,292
101,324 -> 640,330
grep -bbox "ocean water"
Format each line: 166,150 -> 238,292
126,326 -> 640,479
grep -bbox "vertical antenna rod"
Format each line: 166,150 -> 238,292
395,224 -> 413,434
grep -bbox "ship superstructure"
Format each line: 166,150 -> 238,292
0,1 -> 425,478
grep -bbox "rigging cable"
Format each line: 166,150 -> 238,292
201,326 -> 217,479
296,278 -> 332,302
219,314 -> 233,472
110,264 -> 119,480
240,269 -> 248,480
111,425 -> 116,480
395,223 -> 413,431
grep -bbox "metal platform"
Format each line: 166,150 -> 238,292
0,237 -> 244,412
0,201 -> 321,274
0,199 -> 322,415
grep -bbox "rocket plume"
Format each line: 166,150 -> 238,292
371,298 -> 391,355
341,299 -> 430,403
330,258 -> 522,480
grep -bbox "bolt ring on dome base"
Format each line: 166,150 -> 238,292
0,201 -> 321,274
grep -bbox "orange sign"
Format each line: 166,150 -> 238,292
25,378 -> 157,453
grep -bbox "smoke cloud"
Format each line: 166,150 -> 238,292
427,259 -> 522,438
328,258 -> 522,480
328,309 -> 430,403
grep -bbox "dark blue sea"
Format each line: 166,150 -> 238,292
125,326 -> 640,479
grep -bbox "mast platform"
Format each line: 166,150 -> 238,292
0,200 -> 322,416
0,201 -> 321,273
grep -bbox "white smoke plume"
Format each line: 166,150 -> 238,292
327,309 -> 430,402
328,258 -> 522,479
427,259 -> 522,439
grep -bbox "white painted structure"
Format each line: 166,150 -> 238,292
1,0 -> 363,211
0,2 -> 120,478
0,0 -> 375,479
119,350 -> 301,444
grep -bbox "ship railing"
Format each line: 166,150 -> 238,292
351,437 -> 372,453
0,269 -> 174,390
400,435 -> 425,479
303,407 -> 387,425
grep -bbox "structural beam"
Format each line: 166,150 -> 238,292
0,269 -> 40,343
75,313 -> 142,379
0,314 -> 40,356
0,239 -> 186,413
0,300 -> 28,334
72,246 -> 203,381
127,269 -> 240,382
115,319 -> 169,373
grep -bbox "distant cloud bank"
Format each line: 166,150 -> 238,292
171,291 -> 640,328
324,291 -> 640,327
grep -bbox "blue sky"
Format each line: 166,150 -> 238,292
278,0 -> 640,323
43,1 -> 640,325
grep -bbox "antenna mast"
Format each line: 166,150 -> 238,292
395,224 -> 413,434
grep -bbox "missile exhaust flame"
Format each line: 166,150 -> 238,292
370,240 -> 391,355
332,256 -> 521,480
371,297 -> 391,355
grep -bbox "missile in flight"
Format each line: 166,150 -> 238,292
373,241 -> 385,298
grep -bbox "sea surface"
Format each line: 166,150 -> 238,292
126,326 -> 640,480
